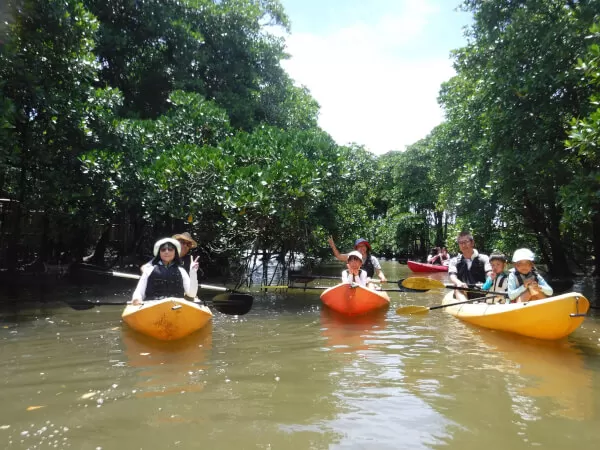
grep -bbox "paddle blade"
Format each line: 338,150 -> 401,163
209,293 -> 253,315
401,277 -> 445,291
395,305 -> 430,315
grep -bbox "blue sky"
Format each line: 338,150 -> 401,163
277,0 -> 472,154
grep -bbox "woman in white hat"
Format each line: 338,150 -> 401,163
132,238 -> 198,305
507,248 -> 553,303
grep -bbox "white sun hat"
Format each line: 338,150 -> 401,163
347,250 -> 363,262
512,248 -> 535,263
153,237 -> 181,256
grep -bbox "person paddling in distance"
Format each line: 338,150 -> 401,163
507,248 -> 553,303
481,252 -> 509,303
132,238 -> 199,305
448,231 -> 492,302
341,251 -> 368,287
328,237 -> 387,283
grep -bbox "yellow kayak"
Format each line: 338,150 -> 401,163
441,291 -> 589,340
122,298 -> 213,341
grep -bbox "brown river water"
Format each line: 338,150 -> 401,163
1,261 -> 599,449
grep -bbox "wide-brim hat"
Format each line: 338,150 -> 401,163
153,238 -> 181,256
172,232 -> 198,248
354,238 -> 371,250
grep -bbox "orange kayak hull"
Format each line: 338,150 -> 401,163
320,283 -> 390,316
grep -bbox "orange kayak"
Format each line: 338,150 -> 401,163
320,283 -> 390,316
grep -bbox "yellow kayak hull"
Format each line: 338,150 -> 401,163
320,283 -> 390,316
441,291 -> 589,340
122,298 -> 213,341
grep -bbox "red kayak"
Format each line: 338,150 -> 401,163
407,260 -> 448,273
320,283 -> 390,316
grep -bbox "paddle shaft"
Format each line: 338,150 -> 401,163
442,284 -> 508,297
109,270 -> 228,292
429,296 -> 497,310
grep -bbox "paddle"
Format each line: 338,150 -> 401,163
400,277 -> 509,297
67,294 -> 253,316
268,284 -> 419,293
288,273 -> 422,292
396,295 -> 498,315
71,268 -> 253,315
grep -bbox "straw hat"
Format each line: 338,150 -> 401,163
172,232 -> 198,248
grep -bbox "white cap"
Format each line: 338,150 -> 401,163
347,250 -> 363,262
153,238 -> 181,256
512,248 -> 535,263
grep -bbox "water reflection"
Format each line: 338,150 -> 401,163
477,330 -> 593,421
319,306 -> 388,353
121,324 -> 213,398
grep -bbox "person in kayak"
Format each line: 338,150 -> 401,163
428,247 -> 451,265
427,247 -> 441,264
341,251 -> 368,287
132,238 -> 199,305
507,248 -> 553,303
173,232 -> 200,275
481,252 -> 509,303
142,231 -> 200,276
448,231 -> 492,301
328,237 -> 387,283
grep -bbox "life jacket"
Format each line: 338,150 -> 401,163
145,264 -> 185,299
456,253 -> 488,300
512,269 -> 546,300
181,254 -> 192,274
492,273 -> 508,293
361,254 -> 375,277
455,254 -> 487,284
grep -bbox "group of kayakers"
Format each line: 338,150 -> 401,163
448,231 -> 552,303
329,230 -> 553,304
427,247 -> 450,266
132,229 -> 553,306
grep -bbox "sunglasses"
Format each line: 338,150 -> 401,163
177,240 -> 192,247
160,244 -> 176,252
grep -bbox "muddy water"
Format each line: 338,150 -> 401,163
0,262 -> 599,449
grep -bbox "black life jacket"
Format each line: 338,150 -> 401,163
492,273 -> 508,292
361,254 -> 375,277
456,254 -> 487,299
513,269 -> 538,287
181,254 -> 192,274
145,264 -> 185,299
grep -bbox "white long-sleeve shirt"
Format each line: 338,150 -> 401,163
341,269 -> 368,287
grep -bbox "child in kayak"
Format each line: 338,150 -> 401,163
507,248 -> 553,303
481,252 -> 509,303
341,251 -> 368,287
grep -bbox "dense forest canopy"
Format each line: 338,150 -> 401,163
1,0 -> 599,280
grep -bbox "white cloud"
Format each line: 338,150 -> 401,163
280,2 -> 456,154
